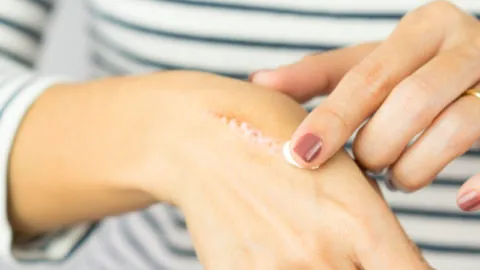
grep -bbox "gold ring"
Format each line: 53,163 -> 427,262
463,89 -> 480,99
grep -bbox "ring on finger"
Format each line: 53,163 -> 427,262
463,89 -> 480,99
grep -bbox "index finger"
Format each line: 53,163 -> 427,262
251,42 -> 378,102
288,3 -> 450,169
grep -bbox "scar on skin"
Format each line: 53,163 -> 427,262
209,112 -> 283,154
209,112 -> 306,168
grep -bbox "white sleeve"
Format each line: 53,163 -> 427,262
0,0 -> 97,267
0,74 -> 97,268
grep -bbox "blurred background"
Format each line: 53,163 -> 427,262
38,0 -> 89,78
36,3 -> 86,270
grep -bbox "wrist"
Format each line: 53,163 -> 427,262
8,77 -> 173,233
133,71 -> 310,206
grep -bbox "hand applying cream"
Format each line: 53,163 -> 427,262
282,141 -> 319,170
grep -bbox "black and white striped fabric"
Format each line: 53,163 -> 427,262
1,0 -> 480,269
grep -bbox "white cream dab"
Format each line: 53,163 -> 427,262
282,141 -> 302,168
283,141 -> 319,170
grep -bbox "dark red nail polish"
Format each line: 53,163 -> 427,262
459,191 -> 480,211
293,133 -> 323,163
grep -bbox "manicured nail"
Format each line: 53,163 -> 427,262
283,141 -> 320,170
248,69 -> 270,82
293,133 -> 323,163
384,169 -> 398,192
364,168 -> 388,179
458,191 -> 480,211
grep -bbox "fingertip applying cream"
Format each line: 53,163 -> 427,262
282,141 -> 319,170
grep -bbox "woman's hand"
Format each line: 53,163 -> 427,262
12,70 -> 430,268
250,1 -> 480,194
135,71 -> 431,269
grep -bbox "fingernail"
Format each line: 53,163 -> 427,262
458,191 -> 480,211
384,170 -> 399,192
364,167 -> 388,178
372,167 -> 388,175
283,141 -> 320,170
293,133 -> 323,163
248,69 -> 270,82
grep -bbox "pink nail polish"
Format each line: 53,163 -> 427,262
248,72 -> 258,82
458,191 -> 480,211
293,133 -> 323,163
248,69 -> 270,82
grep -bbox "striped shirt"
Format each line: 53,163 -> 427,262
1,0 -> 480,269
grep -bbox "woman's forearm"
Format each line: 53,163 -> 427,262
7,77 -> 167,238
7,71 -> 361,235
8,71 -> 302,237
6,71 -> 429,269
5,71 -> 340,238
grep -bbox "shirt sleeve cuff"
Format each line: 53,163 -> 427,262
0,74 -> 96,266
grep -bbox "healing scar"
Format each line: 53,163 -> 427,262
211,113 -> 307,169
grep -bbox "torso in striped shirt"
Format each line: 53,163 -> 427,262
10,1 -> 480,269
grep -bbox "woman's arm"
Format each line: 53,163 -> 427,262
7,70 -> 329,235
8,71 -> 430,269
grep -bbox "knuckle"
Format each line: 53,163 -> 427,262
424,1 -> 462,20
428,0 -> 460,13
405,1 -> 463,26
353,131 -> 398,171
460,36 -> 480,60
355,146 -> 393,172
397,77 -> 436,125
439,111 -> 472,155
391,168 -> 431,192
316,106 -> 350,134
347,60 -> 393,101
403,75 -> 436,97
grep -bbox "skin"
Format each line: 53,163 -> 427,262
8,71 -> 431,269
251,1 -> 480,200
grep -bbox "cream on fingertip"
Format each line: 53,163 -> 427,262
283,141 -> 302,168
282,141 -> 319,170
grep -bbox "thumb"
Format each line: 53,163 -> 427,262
457,174 -> 480,212
249,42 -> 378,102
